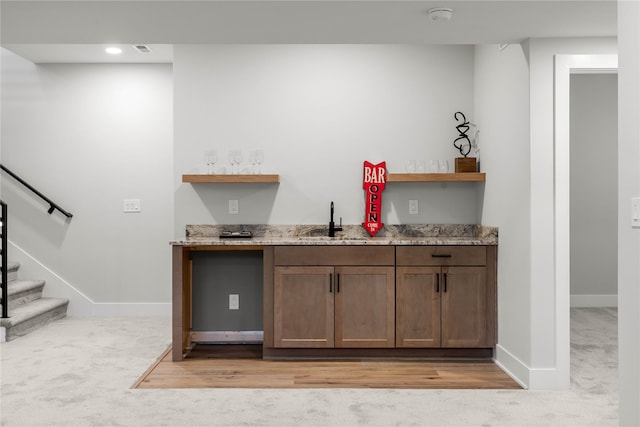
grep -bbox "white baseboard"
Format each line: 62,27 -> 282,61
494,344 -> 530,389
495,345 -> 570,390
9,240 -> 171,318
528,367 -> 569,390
9,240 -> 94,316
92,303 -> 171,317
570,294 -> 618,307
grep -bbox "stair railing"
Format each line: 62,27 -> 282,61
0,164 -> 73,219
1,200 -> 8,318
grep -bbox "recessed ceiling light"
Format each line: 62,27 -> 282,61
105,47 -> 123,55
427,7 -> 453,22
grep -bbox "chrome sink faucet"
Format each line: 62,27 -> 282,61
329,201 -> 343,237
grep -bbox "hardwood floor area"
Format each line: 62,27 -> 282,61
133,345 -> 521,390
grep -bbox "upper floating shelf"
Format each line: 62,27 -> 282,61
182,174 -> 280,183
386,173 -> 486,182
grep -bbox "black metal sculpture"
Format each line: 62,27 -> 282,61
453,111 -> 472,158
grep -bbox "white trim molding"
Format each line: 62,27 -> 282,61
9,240 -> 170,317
495,344 -> 530,389
570,294 -> 618,307
553,53 -> 618,391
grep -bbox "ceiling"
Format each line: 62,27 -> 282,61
0,0 -> 617,63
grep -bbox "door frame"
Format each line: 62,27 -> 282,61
553,54 -> 618,386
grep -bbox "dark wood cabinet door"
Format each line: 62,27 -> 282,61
396,266 -> 441,348
274,266 -> 334,348
441,266 -> 487,348
334,266 -> 395,348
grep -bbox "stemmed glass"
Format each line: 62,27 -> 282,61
204,150 -> 217,174
254,149 -> 264,174
233,150 -> 243,174
248,150 -> 257,174
228,150 -> 238,174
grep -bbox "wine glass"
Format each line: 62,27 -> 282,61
228,150 -> 237,174
438,159 -> 449,173
233,150 -> 243,174
254,149 -> 264,174
248,150 -> 257,174
204,150 -> 217,174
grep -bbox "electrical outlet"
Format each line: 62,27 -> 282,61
229,294 -> 239,310
632,198 -> 640,228
123,199 -> 141,213
229,199 -> 238,215
409,199 -> 419,215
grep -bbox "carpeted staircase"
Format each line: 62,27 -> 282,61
1,261 -> 69,342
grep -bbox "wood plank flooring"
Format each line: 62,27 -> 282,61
133,345 -> 521,390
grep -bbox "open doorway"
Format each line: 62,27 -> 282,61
570,73 -> 618,307
568,71 -> 618,394
554,54 -> 618,387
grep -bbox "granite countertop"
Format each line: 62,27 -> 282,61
170,224 -> 498,246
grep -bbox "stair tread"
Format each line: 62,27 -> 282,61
5,279 -> 45,296
0,297 -> 69,327
5,262 -> 20,272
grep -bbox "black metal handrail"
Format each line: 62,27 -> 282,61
1,200 -> 8,318
1,164 -> 73,218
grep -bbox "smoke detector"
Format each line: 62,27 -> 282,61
427,7 -> 453,22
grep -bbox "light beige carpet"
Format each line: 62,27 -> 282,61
0,308 -> 618,426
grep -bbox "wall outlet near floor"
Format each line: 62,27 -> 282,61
409,199 -> 419,215
123,199 -> 141,213
229,199 -> 239,215
632,198 -> 640,228
229,294 -> 239,310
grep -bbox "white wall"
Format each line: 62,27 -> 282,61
474,43 -> 531,386
617,1 -> 640,424
3,36 -> 632,400
0,49 -> 174,316
173,45 -> 477,236
570,74 -> 618,307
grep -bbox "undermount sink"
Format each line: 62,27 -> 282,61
296,236 -> 370,241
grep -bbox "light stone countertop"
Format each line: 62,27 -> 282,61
170,224 -> 498,246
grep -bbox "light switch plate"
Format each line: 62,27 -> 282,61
229,199 -> 238,215
409,199 -> 419,215
229,294 -> 239,310
123,199 -> 141,213
632,198 -> 640,228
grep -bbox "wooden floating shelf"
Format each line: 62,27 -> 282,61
386,173 -> 486,183
182,174 -> 280,183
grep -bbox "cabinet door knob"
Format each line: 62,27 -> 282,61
329,274 -> 333,293
336,273 -> 340,293
431,254 -> 452,258
443,273 -> 448,293
436,273 -> 440,293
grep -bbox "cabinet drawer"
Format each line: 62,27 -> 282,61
396,246 -> 486,266
274,246 -> 395,266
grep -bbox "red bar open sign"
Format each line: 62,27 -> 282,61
362,161 -> 386,236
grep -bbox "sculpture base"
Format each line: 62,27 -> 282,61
455,157 -> 477,173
